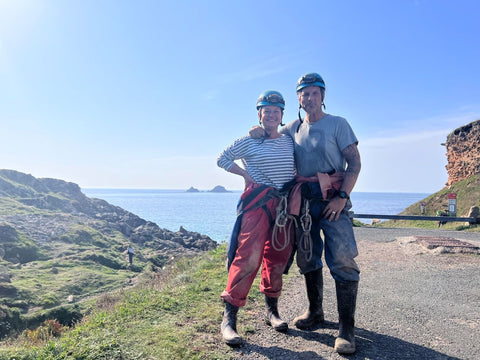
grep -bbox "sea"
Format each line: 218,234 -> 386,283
82,189 -> 430,243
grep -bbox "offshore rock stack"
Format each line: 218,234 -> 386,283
444,119 -> 480,186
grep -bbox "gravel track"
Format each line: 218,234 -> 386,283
223,227 -> 480,360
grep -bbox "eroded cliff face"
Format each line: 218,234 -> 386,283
445,119 -> 480,186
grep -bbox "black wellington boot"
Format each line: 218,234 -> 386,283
265,295 -> 288,332
334,280 -> 358,354
293,268 -> 325,330
221,301 -> 242,346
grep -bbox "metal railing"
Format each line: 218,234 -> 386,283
350,213 -> 479,224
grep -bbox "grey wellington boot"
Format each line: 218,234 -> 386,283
334,280 -> 358,354
293,268 -> 325,330
265,295 -> 288,332
221,301 -> 242,346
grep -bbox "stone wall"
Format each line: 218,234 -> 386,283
444,119 -> 480,186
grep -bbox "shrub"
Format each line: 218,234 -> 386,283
23,319 -> 64,345
149,254 -> 169,268
41,292 -> 60,309
0,305 -> 22,339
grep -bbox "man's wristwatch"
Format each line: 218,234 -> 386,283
337,191 -> 350,200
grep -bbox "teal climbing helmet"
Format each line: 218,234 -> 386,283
296,72 -> 325,92
256,90 -> 285,110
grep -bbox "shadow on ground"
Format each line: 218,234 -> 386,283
231,325 -> 461,360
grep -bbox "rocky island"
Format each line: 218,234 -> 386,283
209,185 -> 230,193
186,186 -> 200,192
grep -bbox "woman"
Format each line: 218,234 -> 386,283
217,90 -> 295,345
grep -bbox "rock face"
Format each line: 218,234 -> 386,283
0,169 -> 218,263
444,120 -> 480,186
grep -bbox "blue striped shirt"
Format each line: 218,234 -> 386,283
217,135 -> 295,190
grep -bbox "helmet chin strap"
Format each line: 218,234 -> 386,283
297,105 -> 304,131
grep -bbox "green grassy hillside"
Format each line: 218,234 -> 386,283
0,244 -> 258,360
0,200 -> 137,339
376,174 -> 480,230
0,169 -> 217,340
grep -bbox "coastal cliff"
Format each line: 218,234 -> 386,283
444,119 -> 480,186
0,170 -> 217,260
0,169 -> 217,338
392,120 -> 480,225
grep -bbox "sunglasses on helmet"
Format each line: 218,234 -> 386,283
257,93 -> 285,105
298,73 -> 325,86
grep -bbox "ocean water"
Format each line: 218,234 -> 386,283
82,189 -> 430,243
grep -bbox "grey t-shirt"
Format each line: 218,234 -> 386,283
280,114 -> 358,177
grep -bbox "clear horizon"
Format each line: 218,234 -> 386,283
82,186 -> 431,195
1,1 -> 479,194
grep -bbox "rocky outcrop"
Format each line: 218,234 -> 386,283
0,169 -> 220,339
0,169 -> 218,263
209,185 -> 229,193
444,120 -> 480,186
186,187 -> 200,192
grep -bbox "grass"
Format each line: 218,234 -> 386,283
0,244 -> 269,360
0,198 -> 45,215
0,217 -> 139,334
3,241 -> 137,318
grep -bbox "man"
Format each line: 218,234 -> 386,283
251,73 -> 361,354
127,245 -> 134,265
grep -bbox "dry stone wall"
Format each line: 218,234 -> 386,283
445,119 -> 480,186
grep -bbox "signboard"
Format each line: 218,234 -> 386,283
448,193 -> 456,215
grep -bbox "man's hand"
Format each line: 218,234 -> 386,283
323,197 -> 347,221
249,126 -> 265,139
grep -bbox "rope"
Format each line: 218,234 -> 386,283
299,199 -> 313,262
272,195 -> 295,251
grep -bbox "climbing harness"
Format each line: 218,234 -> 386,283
227,184 -> 294,269
299,199 -> 313,262
272,195 -> 295,252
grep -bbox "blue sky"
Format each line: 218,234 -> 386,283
1,0 -> 479,193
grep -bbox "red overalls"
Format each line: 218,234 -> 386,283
221,184 -> 293,307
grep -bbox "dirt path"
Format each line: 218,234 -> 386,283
224,227 -> 480,360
